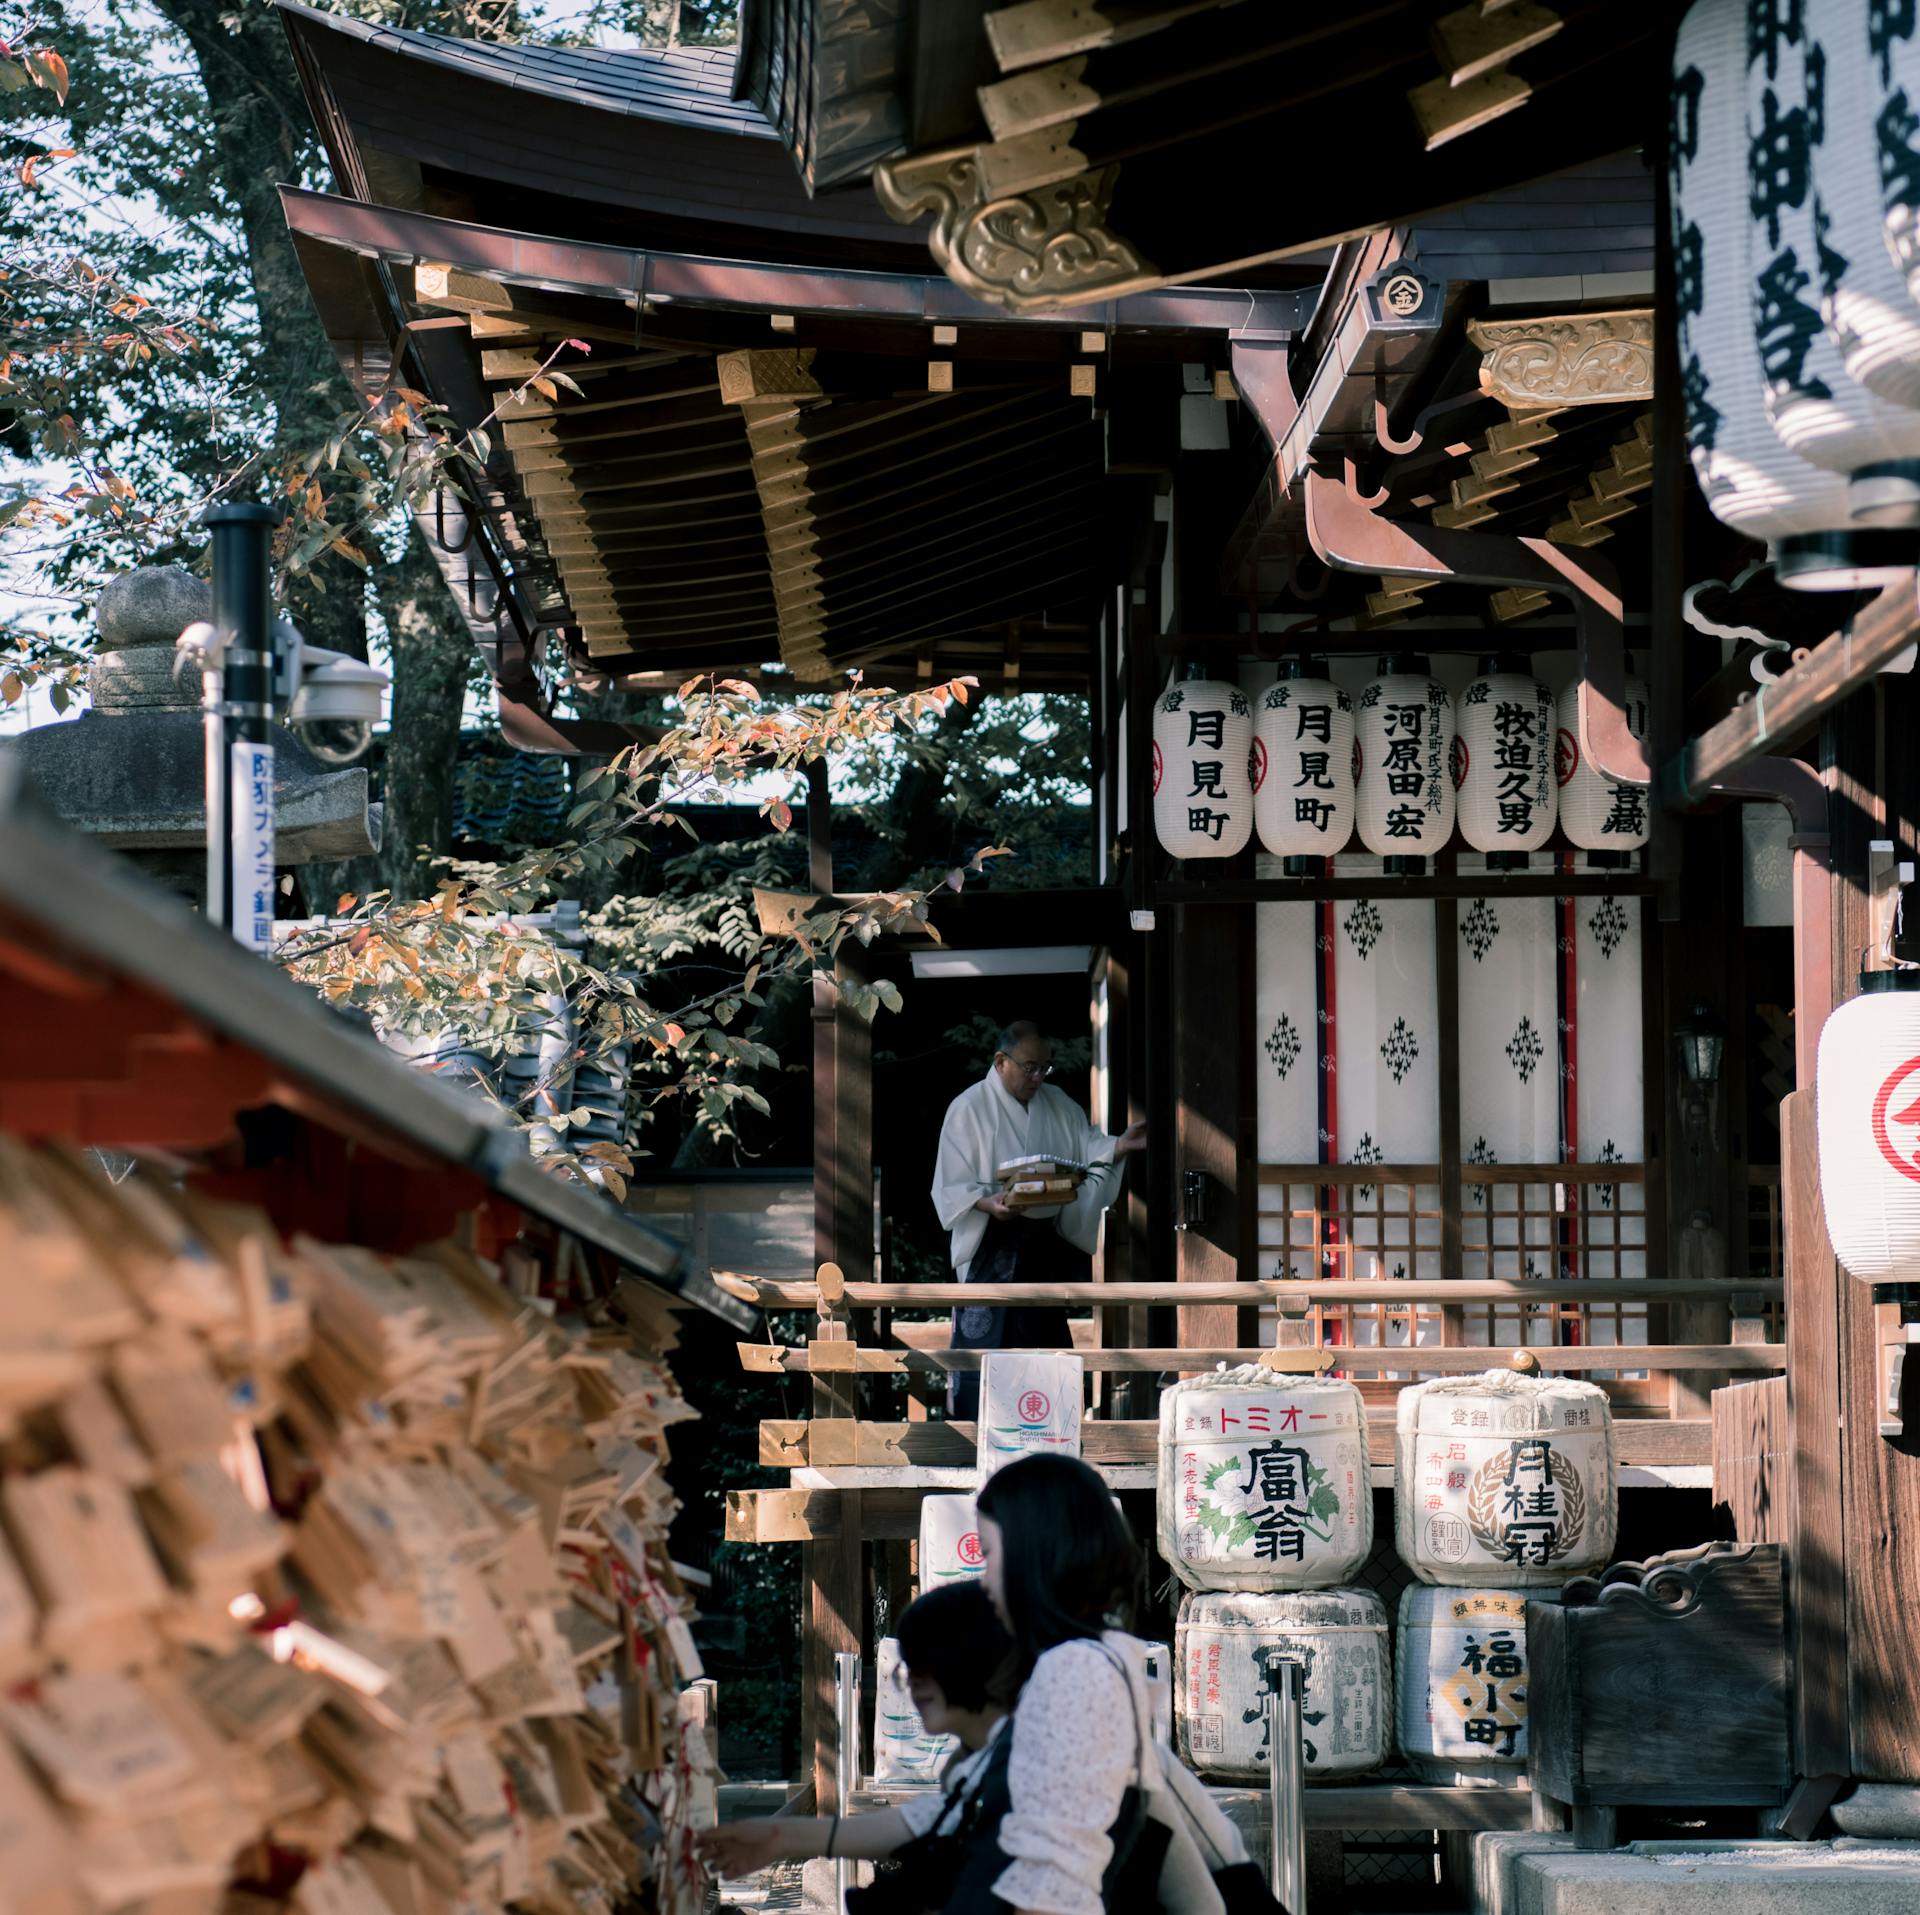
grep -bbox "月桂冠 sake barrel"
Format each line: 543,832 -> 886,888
1395,1585 -> 1532,1784
1394,1372 -> 1616,1586
1174,1587 -> 1389,1782
1157,1367 -> 1371,1590
918,1494 -> 984,1588
872,1635 -> 957,1784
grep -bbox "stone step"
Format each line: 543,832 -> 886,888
1475,1833 -> 1920,1915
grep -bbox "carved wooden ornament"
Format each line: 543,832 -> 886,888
1468,309 -> 1654,409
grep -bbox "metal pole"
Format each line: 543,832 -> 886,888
205,503 -> 279,952
1267,1660 -> 1306,1915
833,1649 -> 861,1915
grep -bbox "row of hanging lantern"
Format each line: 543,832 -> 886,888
1152,658 -> 1650,868
1670,0 -> 1920,588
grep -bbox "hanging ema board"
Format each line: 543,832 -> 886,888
1157,1368 -> 1371,1590
918,1494 -> 985,1588
1395,1586 -> 1533,1785
977,1353 -> 1083,1485
872,1635 -> 957,1784
1394,1372 -> 1616,1586
1174,1588 -> 1389,1782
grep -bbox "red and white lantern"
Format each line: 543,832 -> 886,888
1254,660 -> 1354,866
1357,656 -> 1454,868
1153,667 -> 1252,859
1817,972 -> 1920,1285
1555,676 -> 1650,855
1455,662 -> 1556,865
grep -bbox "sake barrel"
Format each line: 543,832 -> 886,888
872,1635 -> 957,1784
1174,1588 -> 1389,1783
977,1352 -> 1083,1485
1157,1367 -> 1371,1591
918,1494 -> 984,1588
1394,1372 -> 1616,1587
1395,1586 -> 1531,1785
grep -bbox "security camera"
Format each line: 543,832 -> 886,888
289,643 -> 388,765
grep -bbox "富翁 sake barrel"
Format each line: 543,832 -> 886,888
1395,1585 -> 1532,1785
1395,1372 -> 1616,1586
977,1352 -> 1082,1485
918,1494 -> 984,1588
872,1635 -> 957,1784
1175,1588 -> 1389,1782
1157,1367 -> 1370,1590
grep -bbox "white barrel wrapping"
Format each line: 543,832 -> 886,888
1157,1368 -> 1371,1591
872,1635 -> 957,1784
1394,1372 -> 1617,1586
1395,1585 -> 1532,1785
1174,1587 -> 1389,1783
918,1494 -> 984,1588
977,1352 -> 1083,1485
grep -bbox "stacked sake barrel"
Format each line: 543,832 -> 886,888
1157,1367 -> 1389,1783
1392,1372 -> 1618,1785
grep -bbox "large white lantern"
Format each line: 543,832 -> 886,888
1153,666 -> 1252,859
1748,2 -> 1920,528
1816,972 -> 1920,1285
1671,0 -> 1906,589
1454,659 -> 1556,867
1810,3 -> 1920,467
1254,657 -> 1355,870
1875,6 -> 1920,316
1356,655 -> 1453,871
1554,674 -> 1650,857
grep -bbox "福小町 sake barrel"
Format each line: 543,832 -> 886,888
1395,1585 -> 1532,1784
1174,1587 -> 1389,1782
1394,1372 -> 1616,1586
1157,1367 -> 1371,1590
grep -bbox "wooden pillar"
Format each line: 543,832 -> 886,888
1827,685 -> 1920,1779
1173,898 -> 1250,1348
803,759 -> 867,1808
1664,813 -> 1740,1420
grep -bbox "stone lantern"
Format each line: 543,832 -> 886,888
2,566 -> 381,896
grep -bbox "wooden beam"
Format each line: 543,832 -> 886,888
759,1416 -> 1713,1471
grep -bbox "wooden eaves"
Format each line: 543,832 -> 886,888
0,756 -> 751,1330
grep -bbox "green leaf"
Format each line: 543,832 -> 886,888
1201,1457 -> 1238,1491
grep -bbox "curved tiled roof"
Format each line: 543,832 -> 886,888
278,2 -> 770,138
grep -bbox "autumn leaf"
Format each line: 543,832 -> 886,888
564,338 -> 592,353
530,376 -> 557,401
336,893 -> 357,912
769,798 -> 792,831
0,673 -> 20,706
24,48 -> 68,103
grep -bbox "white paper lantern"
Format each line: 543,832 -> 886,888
1254,660 -> 1355,867
1455,662 -> 1556,865
1747,5 -> 1920,526
1815,972 -> 1920,1285
1394,1371 -> 1617,1587
1554,675 -> 1650,855
1175,1588 -> 1389,1782
1153,668 -> 1252,859
1671,0 -> 1904,588
1876,6 -> 1920,317
1810,4 -> 1920,445
1395,1586 -> 1532,1784
1156,1367 -> 1371,1591
1356,656 -> 1454,868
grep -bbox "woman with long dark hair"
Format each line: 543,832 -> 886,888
960,1453 -> 1154,1915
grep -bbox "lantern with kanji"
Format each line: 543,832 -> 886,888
1254,656 -> 1354,872
1555,675 -> 1650,858
1454,659 -> 1556,868
1747,0 -> 1920,529
1670,0 -> 1905,590
1152,665 -> 1252,858
1356,655 -> 1454,871
1816,971 -> 1920,1286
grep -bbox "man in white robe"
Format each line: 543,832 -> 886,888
931,1021 -> 1145,1413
